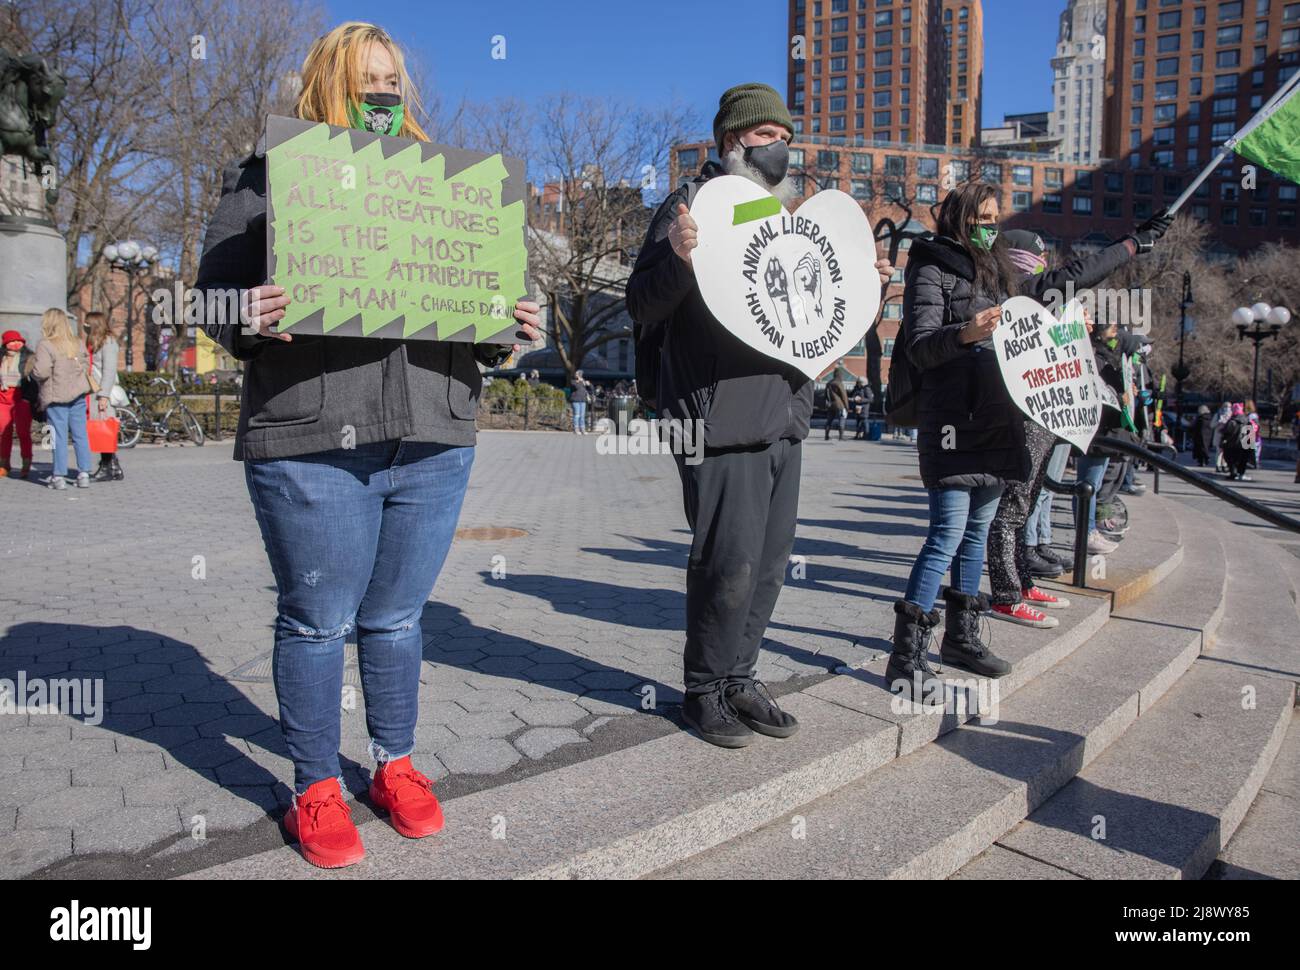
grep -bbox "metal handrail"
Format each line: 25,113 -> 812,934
1042,435 -> 1300,592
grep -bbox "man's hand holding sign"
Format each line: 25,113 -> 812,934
685,174 -> 888,380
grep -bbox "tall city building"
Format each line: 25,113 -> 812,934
1051,0 -> 1110,163
1100,0 -> 1300,241
788,0 -> 948,145
941,0 -> 985,147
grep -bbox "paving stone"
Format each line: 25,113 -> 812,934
73,807 -> 184,855
0,828 -> 72,878
16,786 -> 122,828
515,727 -> 587,760
515,700 -> 587,727
436,738 -> 521,775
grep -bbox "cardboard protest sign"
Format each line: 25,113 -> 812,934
264,115 -> 528,342
689,175 -> 881,380
993,296 -> 1103,452
1119,350 -> 1138,431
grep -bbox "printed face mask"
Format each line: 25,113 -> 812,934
742,138 -> 790,187
348,91 -> 404,136
969,222 -> 1000,252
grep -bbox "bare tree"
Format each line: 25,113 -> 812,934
522,93 -> 695,381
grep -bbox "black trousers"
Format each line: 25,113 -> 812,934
674,439 -> 802,694
987,420 -> 1057,605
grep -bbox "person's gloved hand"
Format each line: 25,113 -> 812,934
1128,208 -> 1175,253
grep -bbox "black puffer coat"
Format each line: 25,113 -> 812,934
902,236 -> 1027,489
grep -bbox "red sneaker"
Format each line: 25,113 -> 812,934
1022,586 -> 1071,610
991,602 -> 1059,629
369,756 -> 444,839
284,777 -> 365,869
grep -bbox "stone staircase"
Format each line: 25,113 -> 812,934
187,490 -> 1298,880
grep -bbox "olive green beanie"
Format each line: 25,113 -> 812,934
713,83 -> 794,151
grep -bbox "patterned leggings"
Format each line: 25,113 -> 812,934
987,420 -> 1058,605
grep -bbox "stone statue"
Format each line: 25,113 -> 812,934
0,48 -> 67,200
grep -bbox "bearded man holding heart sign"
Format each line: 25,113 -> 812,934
627,83 -> 893,750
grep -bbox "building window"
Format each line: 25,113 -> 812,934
1043,193 -> 1063,213
851,153 -> 873,174
1105,172 -> 1125,192
1012,166 -> 1033,186
817,150 -> 839,170
1012,191 -> 1032,211
678,148 -> 699,170
916,183 -> 938,203
1073,196 -> 1093,214
1104,196 -> 1123,218
851,179 -> 873,200
884,155 -> 906,176
1076,171 -> 1094,191
981,163 -> 1002,183
1045,168 -> 1063,188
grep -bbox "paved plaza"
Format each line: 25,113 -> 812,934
2,427 -> 1297,878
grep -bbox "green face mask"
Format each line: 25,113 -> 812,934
969,223 -> 999,252
347,92 -> 404,136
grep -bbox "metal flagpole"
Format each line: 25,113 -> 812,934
1165,69 -> 1300,216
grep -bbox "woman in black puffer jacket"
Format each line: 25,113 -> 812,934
886,181 -> 1026,693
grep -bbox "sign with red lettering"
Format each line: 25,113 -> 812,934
264,115 -> 528,342
994,296 -> 1103,452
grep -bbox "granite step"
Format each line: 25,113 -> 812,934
650,504 -> 1227,879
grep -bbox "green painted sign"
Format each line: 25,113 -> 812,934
264,115 -> 528,342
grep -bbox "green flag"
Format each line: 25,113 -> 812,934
1230,75 -> 1300,186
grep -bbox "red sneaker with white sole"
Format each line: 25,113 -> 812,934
991,601 -> 1059,628
369,755 -> 445,839
1022,586 -> 1071,610
284,777 -> 365,869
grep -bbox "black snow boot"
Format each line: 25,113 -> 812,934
885,600 -> 943,699
940,588 -> 1011,677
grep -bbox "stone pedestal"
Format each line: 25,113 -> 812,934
0,216 -> 67,344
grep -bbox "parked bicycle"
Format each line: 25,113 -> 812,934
115,377 -> 205,448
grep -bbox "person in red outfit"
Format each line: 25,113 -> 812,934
0,330 -> 35,479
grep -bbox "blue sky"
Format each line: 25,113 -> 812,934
327,0 -> 1064,136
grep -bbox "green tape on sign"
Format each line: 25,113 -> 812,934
732,196 -> 783,225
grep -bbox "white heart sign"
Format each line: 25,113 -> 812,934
691,175 -> 881,380
993,295 -> 1104,453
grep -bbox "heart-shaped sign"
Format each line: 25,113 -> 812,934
691,175 -> 881,380
993,295 -> 1104,453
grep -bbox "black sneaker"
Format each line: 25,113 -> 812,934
724,678 -> 799,739
1036,544 -> 1066,568
1024,547 -> 1064,579
682,687 -> 755,749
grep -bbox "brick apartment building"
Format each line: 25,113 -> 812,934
789,0 -> 950,144
942,0 -> 985,147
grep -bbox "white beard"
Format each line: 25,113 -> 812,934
722,144 -> 800,208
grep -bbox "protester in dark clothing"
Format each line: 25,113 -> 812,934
886,182 -> 1023,694
1191,405 -> 1215,466
626,81 -> 892,748
824,377 -> 849,440
1222,403 -> 1255,481
985,216 -> 1170,627
850,381 -> 873,438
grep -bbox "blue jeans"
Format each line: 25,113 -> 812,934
903,483 -> 1004,612
1026,442 -> 1070,546
572,400 -> 587,432
1073,456 -> 1110,533
245,441 -> 474,792
45,395 -> 92,478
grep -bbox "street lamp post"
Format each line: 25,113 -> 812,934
1232,302 -> 1293,412
1171,271 -> 1193,451
102,240 -> 158,370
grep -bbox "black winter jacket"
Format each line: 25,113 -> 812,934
195,141 -> 510,461
902,236 -> 1027,489
626,163 -> 812,450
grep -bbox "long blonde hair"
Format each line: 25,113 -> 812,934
294,22 -> 430,142
39,308 -> 81,360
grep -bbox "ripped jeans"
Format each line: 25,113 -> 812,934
245,440 -> 474,792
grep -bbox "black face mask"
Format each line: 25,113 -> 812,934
742,139 -> 790,187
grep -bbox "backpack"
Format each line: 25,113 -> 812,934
886,268 -> 956,429
1236,419 -> 1256,451
633,179 -> 701,412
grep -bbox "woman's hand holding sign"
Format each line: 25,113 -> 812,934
960,305 -> 1002,345
511,300 -> 543,352
242,285 -> 294,342
669,204 -> 699,269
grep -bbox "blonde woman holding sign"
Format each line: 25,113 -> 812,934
196,22 -> 541,869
